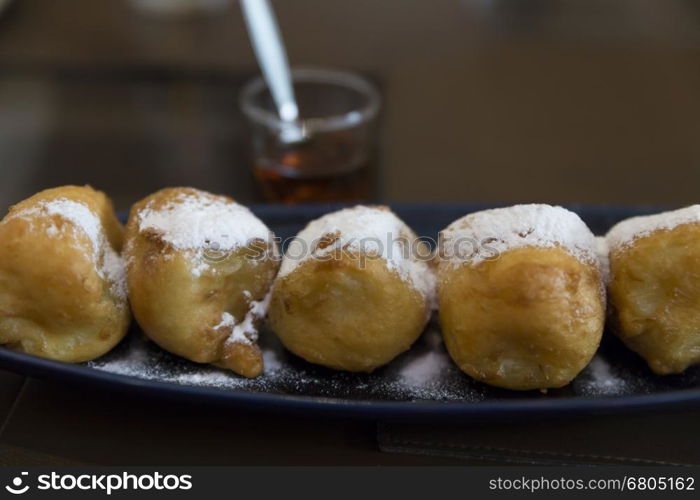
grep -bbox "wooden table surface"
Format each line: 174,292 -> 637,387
0,0 -> 699,465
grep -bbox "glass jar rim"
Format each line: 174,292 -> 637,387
239,67 -> 380,133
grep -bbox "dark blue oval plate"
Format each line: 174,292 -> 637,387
0,203 -> 698,421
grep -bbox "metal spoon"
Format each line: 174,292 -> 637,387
241,0 -> 306,143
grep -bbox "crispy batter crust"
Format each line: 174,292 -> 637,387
608,223 -> 700,374
438,247 -> 604,390
124,188 -> 278,378
269,253 -> 431,372
0,185 -> 129,362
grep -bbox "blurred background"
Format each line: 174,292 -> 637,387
0,0 -> 698,211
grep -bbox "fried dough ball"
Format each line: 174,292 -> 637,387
125,188 -> 279,378
0,185 -> 129,362
268,206 -> 435,372
606,205 -> 700,374
437,205 -> 605,390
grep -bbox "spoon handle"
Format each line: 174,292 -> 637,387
241,0 -> 299,122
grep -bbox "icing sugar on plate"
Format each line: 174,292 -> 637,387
88,327 -> 485,402
575,356 -> 629,396
606,205 -> 700,251
440,204 -> 598,267
277,205 -> 435,300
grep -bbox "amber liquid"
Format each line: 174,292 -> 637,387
254,131 -> 372,204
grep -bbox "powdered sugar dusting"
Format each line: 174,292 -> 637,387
137,190 -> 273,253
87,329 -> 484,402
213,312 -> 236,331
5,198 -> 127,301
606,205 -> 700,251
278,205 -> 435,300
213,291 -> 272,346
87,324 -> 679,403
44,199 -> 103,255
440,204 -> 598,268
577,356 -> 628,396
262,349 -> 282,373
399,350 -> 448,386
225,291 -> 271,345
594,236 -> 610,285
